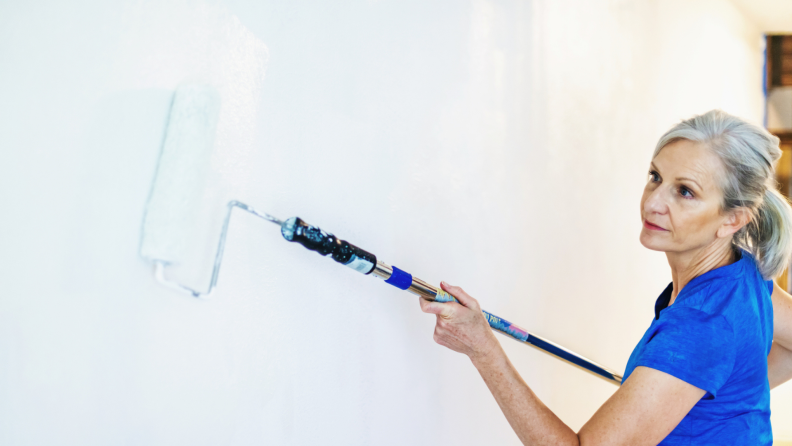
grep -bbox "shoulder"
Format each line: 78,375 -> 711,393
681,253 -> 769,312
645,303 -> 737,396
673,252 -> 773,341
658,304 -> 735,340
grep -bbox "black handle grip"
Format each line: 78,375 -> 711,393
280,217 -> 377,274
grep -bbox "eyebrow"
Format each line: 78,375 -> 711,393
677,177 -> 703,191
649,163 -> 704,191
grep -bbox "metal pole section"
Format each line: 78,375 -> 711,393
370,260 -> 623,385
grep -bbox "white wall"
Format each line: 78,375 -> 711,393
729,0 -> 792,34
0,0 -> 788,444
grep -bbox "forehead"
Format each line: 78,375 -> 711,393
653,140 -> 724,185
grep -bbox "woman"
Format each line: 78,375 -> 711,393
420,110 -> 792,445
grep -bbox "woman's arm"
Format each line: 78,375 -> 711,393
421,282 -> 706,446
770,282 -> 792,388
769,342 -> 792,389
772,282 -> 792,349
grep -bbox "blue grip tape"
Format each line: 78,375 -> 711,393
434,290 -> 458,303
385,266 -> 413,290
434,292 -> 531,343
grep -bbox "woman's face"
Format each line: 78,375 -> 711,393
640,139 -> 733,254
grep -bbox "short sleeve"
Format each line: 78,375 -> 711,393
637,306 -> 736,397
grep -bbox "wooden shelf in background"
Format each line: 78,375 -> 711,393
767,35 -> 792,88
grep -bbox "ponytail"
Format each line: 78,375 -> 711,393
744,188 -> 792,279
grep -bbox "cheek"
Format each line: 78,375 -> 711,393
672,204 -> 720,239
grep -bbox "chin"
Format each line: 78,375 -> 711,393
639,230 -> 668,252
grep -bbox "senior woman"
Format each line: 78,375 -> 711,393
420,110 -> 792,445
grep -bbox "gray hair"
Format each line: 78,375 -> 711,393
653,109 -> 792,280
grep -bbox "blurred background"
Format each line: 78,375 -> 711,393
1,0 -> 791,444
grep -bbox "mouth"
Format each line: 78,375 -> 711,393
643,219 -> 668,231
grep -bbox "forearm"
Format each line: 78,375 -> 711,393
769,341 -> 792,389
472,344 -> 579,446
423,284 -> 705,446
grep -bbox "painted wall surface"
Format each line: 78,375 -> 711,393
0,0 -> 789,444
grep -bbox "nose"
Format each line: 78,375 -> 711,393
643,185 -> 669,216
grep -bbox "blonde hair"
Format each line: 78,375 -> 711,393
654,110 -> 792,279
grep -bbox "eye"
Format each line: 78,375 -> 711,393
679,186 -> 694,199
649,170 -> 660,183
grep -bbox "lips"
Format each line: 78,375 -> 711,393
643,219 -> 668,231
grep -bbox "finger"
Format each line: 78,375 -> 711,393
419,295 -> 432,311
419,296 -> 440,314
440,281 -> 479,309
419,296 -> 454,317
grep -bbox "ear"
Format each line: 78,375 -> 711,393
717,207 -> 751,238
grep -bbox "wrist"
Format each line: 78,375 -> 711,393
469,337 -> 505,369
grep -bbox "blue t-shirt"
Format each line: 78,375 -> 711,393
623,250 -> 774,445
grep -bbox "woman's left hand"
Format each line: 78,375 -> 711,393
419,281 -> 501,363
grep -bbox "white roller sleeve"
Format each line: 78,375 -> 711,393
139,84 -> 221,264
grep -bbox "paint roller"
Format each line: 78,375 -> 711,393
140,84 -> 623,385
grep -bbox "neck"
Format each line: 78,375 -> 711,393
666,239 -> 736,304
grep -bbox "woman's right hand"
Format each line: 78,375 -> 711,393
418,282 -> 502,364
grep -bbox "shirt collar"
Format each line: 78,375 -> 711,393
654,249 -> 751,320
